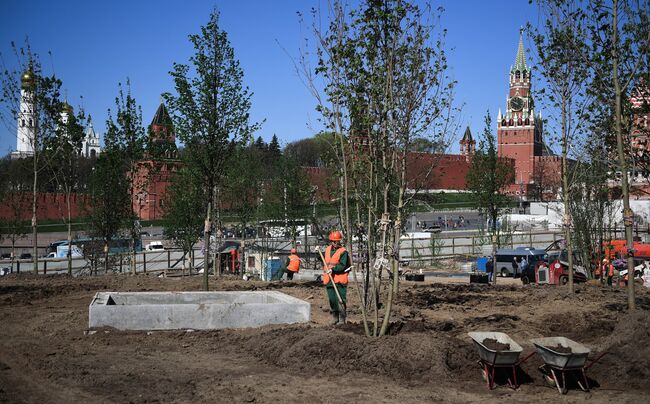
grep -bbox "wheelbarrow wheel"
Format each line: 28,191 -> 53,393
543,373 -> 556,387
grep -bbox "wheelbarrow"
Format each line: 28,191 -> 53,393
530,336 -> 607,394
468,332 -> 535,390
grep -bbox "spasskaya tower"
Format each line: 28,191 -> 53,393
497,32 -> 544,188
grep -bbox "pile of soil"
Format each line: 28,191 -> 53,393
482,338 -> 511,351
589,310 -> 650,389
546,345 -> 573,354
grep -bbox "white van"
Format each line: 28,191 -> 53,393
146,241 -> 165,251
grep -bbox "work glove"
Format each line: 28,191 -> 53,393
325,269 -> 332,275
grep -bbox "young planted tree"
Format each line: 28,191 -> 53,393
0,157 -> 31,272
44,103 -> 87,275
530,1 -> 593,293
569,134 -> 611,278
587,0 -> 650,309
466,111 -> 515,282
163,167 -> 205,275
165,9 -> 260,290
88,151 -> 132,274
303,0 -> 457,336
261,153 -> 313,245
0,43 -> 68,273
104,80 -> 146,274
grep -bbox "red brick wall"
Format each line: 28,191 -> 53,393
0,192 -> 89,221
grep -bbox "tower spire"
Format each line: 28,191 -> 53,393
514,28 -> 527,71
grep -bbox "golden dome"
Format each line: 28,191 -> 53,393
61,101 -> 73,113
21,71 -> 34,89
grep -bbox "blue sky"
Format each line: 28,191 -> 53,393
0,0 -> 539,156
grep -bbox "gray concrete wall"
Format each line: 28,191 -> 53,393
89,291 -> 310,331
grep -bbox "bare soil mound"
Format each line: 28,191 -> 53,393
251,323 -> 476,383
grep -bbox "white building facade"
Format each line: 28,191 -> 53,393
11,68 -> 101,159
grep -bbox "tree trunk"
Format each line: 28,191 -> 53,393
32,154 -> 38,274
561,95 -> 575,293
612,0 -> 635,310
104,242 -> 109,274
67,192 -> 72,276
130,238 -> 136,275
203,202 -> 211,291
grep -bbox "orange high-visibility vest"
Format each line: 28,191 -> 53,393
323,245 -> 349,285
287,254 -> 300,272
607,264 -> 615,277
595,266 -> 601,276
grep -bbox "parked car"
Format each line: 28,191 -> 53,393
0,253 -> 11,260
18,253 -> 32,260
145,241 -> 165,251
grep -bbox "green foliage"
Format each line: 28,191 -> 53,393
223,144 -> 265,228
102,80 -> 147,251
164,9 -> 260,218
104,80 -> 146,160
0,157 -> 31,248
284,132 -> 339,168
88,152 -> 132,245
466,111 -> 515,232
163,167 -> 205,254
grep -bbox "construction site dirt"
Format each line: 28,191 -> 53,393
0,274 -> 649,403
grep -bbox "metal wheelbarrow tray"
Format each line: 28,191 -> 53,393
530,336 -> 590,369
468,332 -> 534,390
530,336 -> 605,394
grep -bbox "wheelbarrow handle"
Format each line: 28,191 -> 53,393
517,351 -> 537,366
584,352 -> 607,371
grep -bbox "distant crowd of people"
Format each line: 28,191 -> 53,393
416,216 -> 470,230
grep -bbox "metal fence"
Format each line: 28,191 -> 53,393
0,248 -> 205,277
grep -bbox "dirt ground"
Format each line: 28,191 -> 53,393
0,273 -> 649,403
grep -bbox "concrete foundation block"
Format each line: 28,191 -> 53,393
89,291 -> 310,330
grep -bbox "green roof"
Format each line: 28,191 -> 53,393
513,32 -> 528,72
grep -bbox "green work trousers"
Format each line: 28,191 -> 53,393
326,284 -> 347,312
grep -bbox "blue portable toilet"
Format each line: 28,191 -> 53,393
264,256 -> 282,281
476,257 -> 489,273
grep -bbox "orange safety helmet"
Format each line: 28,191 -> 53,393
290,248 -> 297,254
329,230 -> 343,242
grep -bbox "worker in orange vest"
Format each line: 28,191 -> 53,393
594,261 -> 602,280
323,230 -> 350,325
603,258 -> 615,286
276,248 -> 301,281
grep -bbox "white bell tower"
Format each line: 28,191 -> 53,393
12,67 -> 36,158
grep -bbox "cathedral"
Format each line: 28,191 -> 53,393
10,66 -> 101,160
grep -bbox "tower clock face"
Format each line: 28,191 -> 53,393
510,96 -> 524,111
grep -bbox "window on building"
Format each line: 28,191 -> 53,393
21,119 -> 25,127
